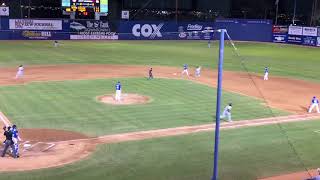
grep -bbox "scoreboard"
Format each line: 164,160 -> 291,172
62,0 -> 108,15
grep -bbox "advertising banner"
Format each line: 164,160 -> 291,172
302,27 -> 317,36
287,35 -> 302,44
302,36 -> 317,46
318,27 -> 320,36
272,25 -> 288,34
272,34 -> 288,43
317,37 -> 320,47
177,22 -> 214,40
69,20 -> 117,40
0,7 -> 9,16
10,30 -> 69,40
9,19 -> 62,30
119,21 -> 215,40
288,26 -> 303,35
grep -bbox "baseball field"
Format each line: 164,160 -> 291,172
0,40 -> 320,180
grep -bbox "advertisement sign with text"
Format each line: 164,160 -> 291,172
273,34 -> 288,43
272,25 -> 288,34
317,37 -> 320,47
11,30 -> 69,40
302,27 -> 317,36
9,19 -> 62,30
288,26 -> 303,35
302,36 -> 317,46
287,35 -> 302,44
69,20 -> 117,40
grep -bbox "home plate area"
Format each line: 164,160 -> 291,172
23,141 -> 55,153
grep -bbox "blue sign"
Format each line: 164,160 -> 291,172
287,35 -> 303,44
273,34 -> 288,43
302,36 -> 317,46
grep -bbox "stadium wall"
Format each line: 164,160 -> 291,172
0,17 -> 319,47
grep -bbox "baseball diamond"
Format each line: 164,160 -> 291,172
0,39 -> 319,180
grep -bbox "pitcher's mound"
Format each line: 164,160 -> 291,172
98,93 -> 151,105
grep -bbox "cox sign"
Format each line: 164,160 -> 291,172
132,24 -> 164,39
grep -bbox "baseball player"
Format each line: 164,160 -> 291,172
11,125 -> 22,157
220,103 -> 232,122
1,126 -> 17,158
181,64 -> 189,76
195,66 -> 201,77
208,40 -> 211,48
54,40 -> 59,47
264,67 -> 269,80
115,81 -> 122,101
148,68 -> 153,80
15,65 -> 24,79
308,96 -> 320,113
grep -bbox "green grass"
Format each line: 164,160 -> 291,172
2,120 -> 320,180
0,41 -> 319,81
0,78 -> 285,136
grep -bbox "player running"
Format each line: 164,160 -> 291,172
220,103 -> 233,122
148,68 -> 153,80
264,67 -> 269,80
181,64 -> 189,77
15,65 -> 24,79
195,66 -> 201,77
115,81 -> 122,101
308,96 -> 320,113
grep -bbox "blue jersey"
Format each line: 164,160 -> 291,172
312,98 -> 319,104
116,83 -> 121,90
264,67 -> 269,73
183,64 -> 188,70
12,128 -> 19,139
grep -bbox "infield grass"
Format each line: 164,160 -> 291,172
0,78 -> 285,136
0,41 -> 319,81
2,120 -> 320,180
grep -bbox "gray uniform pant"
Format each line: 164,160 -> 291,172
1,140 -> 17,158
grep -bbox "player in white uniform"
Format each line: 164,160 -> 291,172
15,65 -> 24,79
264,67 -> 269,80
181,64 -> 189,76
195,66 -> 201,77
115,81 -> 122,101
54,40 -> 59,47
308,96 -> 320,113
220,103 -> 232,122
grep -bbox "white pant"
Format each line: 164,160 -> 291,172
182,69 -> 189,76
15,71 -> 23,79
195,70 -> 201,77
220,111 -> 232,122
115,90 -> 121,101
12,137 -> 19,155
264,72 -> 268,80
308,103 -> 320,113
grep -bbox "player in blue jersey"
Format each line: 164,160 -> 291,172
11,125 -> 22,157
308,96 -> 320,113
115,81 -> 122,101
181,64 -> 189,76
264,67 -> 269,80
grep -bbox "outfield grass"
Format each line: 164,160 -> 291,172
0,78 -> 284,136
0,41 -> 319,81
2,120 -> 320,180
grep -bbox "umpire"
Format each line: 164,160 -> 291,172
1,126 -> 17,158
